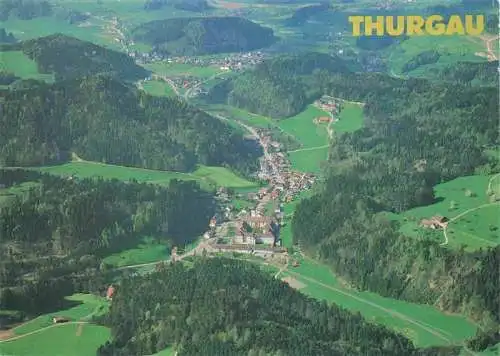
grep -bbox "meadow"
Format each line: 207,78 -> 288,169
0,324 -> 110,356
0,294 -> 110,356
282,258 -> 478,348
0,51 -> 54,82
143,63 -> 222,79
103,236 -> 170,268
387,174 -> 500,250
277,105 -> 330,149
35,161 -> 258,190
141,80 -> 176,97
333,102 -> 364,133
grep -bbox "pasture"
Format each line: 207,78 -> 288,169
12,294 -> 109,336
288,147 -> 328,173
333,102 -> 365,134
388,174 -> 500,250
277,105 -> 330,149
0,323 -> 110,356
282,258 -> 477,348
35,161 -> 258,189
141,80 -> 176,97
0,51 -> 54,82
144,63 -> 221,79
103,236 -> 170,268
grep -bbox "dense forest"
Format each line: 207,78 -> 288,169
0,169 -> 214,316
0,74 -> 261,174
131,17 -> 277,56
435,61 -> 499,86
0,34 -> 148,81
0,0 -> 51,21
284,3 -> 330,26
206,53 -> 357,118
97,258 -> 462,356
290,70 -> 499,335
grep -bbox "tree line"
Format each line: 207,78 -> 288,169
97,257 -> 462,356
0,74 -> 261,175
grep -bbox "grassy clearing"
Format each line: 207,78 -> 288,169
141,80 -> 176,97
288,147 -> 328,173
36,161 -> 203,186
0,323 -> 110,356
387,174 -> 500,250
103,236 -> 170,268
13,294 -> 108,336
333,102 -> 364,134
35,161 -> 257,189
192,166 -> 258,188
277,105 -> 329,149
206,104 -> 273,128
144,63 -> 221,79
283,258 -> 477,348
0,51 -> 54,82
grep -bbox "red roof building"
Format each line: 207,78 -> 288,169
106,285 -> 115,300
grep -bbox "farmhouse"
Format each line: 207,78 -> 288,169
420,215 -> 448,229
106,285 -> 115,300
317,116 -> 332,123
244,216 -> 272,233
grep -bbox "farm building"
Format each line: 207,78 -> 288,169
317,116 -> 332,123
420,215 -> 448,229
244,216 -> 272,233
52,316 -> 70,324
106,285 -> 115,300
255,232 -> 275,245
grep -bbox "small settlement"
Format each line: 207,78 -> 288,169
198,127 -> 317,259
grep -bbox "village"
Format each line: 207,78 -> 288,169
132,49 -> 266,71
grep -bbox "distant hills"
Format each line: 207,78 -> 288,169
0,75 -> 261,174
131,16 -> 277,56
1,34 -> 148,81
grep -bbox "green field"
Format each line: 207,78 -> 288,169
141,80 -> 176,97
12,294 -> 109,336
333,102 -> 365,133
0,181 -> 40,206
35,161 -> 258,189
0,294 -> 109,355
288,147 -> 328,173
0,323 -> 110,356
282,258 -> 477,348
143,63 -> 222,79
0,51 -> 54,82
103,236 -> 170,268
277,105 -> 330,149
387,174 -> 500,250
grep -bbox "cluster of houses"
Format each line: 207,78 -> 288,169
131,49 -> 266,71
314,96 -> 341,122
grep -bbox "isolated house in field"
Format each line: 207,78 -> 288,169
317,116 -> 332,123
52,316 -> 70,324
420,215 -> 448,229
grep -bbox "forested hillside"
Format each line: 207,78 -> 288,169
1,34 -> 148,81
0,75 -> 261,174
292,71 -> 499,329
206,53 -> 356,118
131,17 -> 277,56
0,0 -> 51,21
97,258 -> 461,356
0,169 -> 214,315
